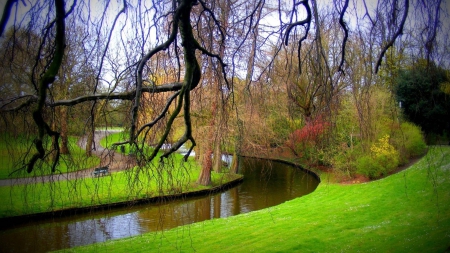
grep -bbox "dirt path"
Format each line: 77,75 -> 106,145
0,130 -> 135,187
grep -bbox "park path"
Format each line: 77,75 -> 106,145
0,130 -> 135,187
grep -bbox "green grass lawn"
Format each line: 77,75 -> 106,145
0,134 -> 100,179
100,131 -> 132,153
65,146 -> 450,253
0,150 -> 240,218
100,131 -> 177,155
0,131 -> 240,218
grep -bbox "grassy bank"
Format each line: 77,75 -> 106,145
0,132 -> 240,218
0,158 -> 240,218
0,134 -> 99,179
67,146 -> 450,252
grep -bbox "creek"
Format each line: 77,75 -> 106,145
0,157 -> 319,253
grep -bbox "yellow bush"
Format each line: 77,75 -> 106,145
371,135 -> 398,158
370,135 -> 399,174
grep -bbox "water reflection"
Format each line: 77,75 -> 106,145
0,157 -> 319,253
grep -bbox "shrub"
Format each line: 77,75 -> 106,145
332,144 -> 362,177
355,155 -> 383,179
400,122 -> 427,157
356,135 -> 400,179
286,116 -> 330,161
390,122 -> 427,161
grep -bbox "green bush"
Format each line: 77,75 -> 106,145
356,135 -> 400,179
331,144 -> 361,177
401,122 -> 427,157
356,153 -> 400,179
355,155 -> 383,179
390,122 -> 427,161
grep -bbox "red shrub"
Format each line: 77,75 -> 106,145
287,116 -> 330,155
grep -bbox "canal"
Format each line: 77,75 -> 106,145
0,157 -> 319,252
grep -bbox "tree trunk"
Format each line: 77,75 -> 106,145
197,92 -> 217,184
60,106 -> 69,154
85,100 -> 96,157
197,149 -> 212,185
85,131 -> 94,157
230,151 -> 240,174
85,120 -> 94,157
212,133 -> 222,173
51,119 -> 58,161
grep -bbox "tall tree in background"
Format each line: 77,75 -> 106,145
395,62 -> 450,140
195,0 -> 231,185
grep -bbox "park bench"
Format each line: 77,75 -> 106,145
92,166 -> 109,176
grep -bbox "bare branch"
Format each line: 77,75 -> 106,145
195,40 -> 230,89
28,0 -> 66,173
374,0 -> 409,73
135,91 -> 180,137
424,0 -> 442,61
0,0 -> 18,37
198,0 -> 226,42
94,0 -> 127,91
51,83 -> 184,107
0,81 -> 185,113
337,0 -> 349,73
284,0 -> 311,46
131,0 -> 184,144
0,95 -> 37,111
284,0 -> 312,74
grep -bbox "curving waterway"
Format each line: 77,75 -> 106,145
0,157 -> 319,253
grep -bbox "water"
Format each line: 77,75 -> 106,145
0,157 -> 319,252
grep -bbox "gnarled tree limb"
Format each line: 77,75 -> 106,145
28,0 -> 66,173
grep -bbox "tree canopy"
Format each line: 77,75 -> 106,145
395,62 -> 450,138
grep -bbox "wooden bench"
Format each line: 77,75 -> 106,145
92,166 -> 109,176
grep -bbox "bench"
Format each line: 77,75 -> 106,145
92,166 -> 109,176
